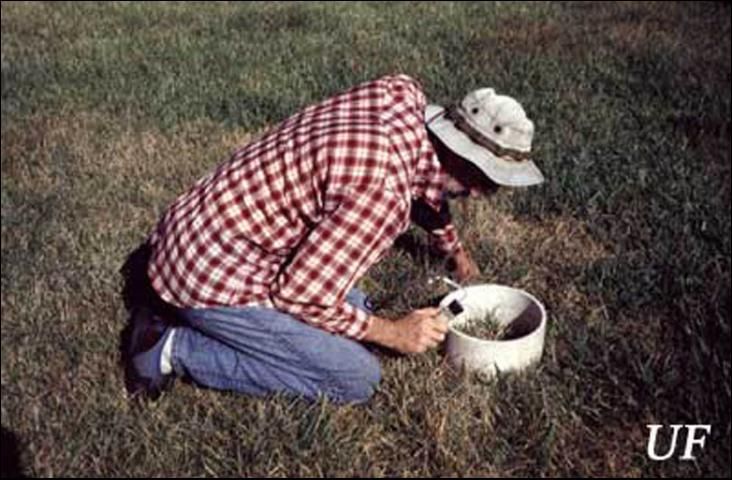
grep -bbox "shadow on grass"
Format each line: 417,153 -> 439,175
393,232 -> 447,267
1,426 -> 27,478
375,231 -> 454,308
117,243 -> 183,397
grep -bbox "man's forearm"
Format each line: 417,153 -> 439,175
362,308 -> 447,355
362,315 -> 397,349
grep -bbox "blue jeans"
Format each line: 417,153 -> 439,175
169,289 -> 381,404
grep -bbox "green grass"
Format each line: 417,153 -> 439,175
2,1 -> 730,477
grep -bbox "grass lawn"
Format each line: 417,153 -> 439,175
2,1 -> 730,477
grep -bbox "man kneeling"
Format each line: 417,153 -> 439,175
125,74 -> 543,404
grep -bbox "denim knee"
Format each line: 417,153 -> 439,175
333,350 -> 381,404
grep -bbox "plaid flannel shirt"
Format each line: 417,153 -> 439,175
147,75 -> 462,339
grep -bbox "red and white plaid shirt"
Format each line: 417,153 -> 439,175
147,75 -> 462,339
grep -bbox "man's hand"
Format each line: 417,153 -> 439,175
363,308 -> 448,355
452,248 -> 480,282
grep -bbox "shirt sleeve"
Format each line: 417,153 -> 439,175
410,197 -> 463,256
429,224 -> 463,256
269,185 -> 406,340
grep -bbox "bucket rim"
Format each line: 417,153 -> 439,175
441,283 -> 547,344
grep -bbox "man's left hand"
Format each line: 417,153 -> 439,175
452,248 -> 480,282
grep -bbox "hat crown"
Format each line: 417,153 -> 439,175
460,89 -> 534,153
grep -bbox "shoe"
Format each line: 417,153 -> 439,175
125,307 -> 174,400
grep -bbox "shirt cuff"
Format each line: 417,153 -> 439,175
429,223 -> 462,256
334,301 -> 373,340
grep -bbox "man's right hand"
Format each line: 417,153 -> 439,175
364,308 -> 449,355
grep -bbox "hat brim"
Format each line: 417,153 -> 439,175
425,104 -> 544,187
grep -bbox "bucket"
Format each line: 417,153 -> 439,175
440,284 -> 547,378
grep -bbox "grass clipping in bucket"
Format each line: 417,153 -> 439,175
445,300 -> 508,341
455,312 -> 506,340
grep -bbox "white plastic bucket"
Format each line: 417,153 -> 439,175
440,284 -> 547,378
